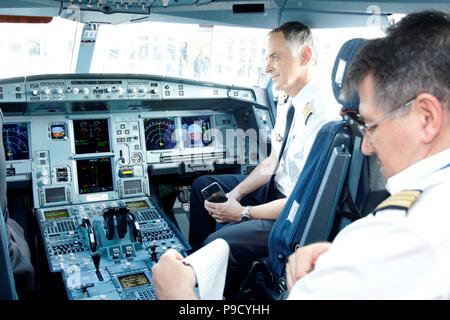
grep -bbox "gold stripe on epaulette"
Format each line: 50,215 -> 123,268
373,189 -> 423,214
303,102 -> 314,125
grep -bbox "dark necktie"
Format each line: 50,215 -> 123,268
267,103 -> 295,199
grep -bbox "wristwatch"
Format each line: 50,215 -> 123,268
241,206 -> 251,221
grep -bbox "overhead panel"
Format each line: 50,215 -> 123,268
55,0 -> 201,14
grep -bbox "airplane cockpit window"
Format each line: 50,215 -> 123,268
0,17 -> 82,77
91,22 -> 270,87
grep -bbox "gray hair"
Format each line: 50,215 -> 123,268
269,21 -> 317,64
343,10 -> 450,115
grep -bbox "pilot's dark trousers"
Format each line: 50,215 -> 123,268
189,174 -> 285,299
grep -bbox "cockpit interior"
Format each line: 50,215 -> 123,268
0,0 -> 448,302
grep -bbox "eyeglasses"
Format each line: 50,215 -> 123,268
357,97 -> 416,137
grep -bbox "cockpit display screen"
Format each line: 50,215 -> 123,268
76,157 -> 113,194
50,123 -> 67,140
144,118 -> 177,151
3,123 -> 30,161
125,200 -> 149,209
73,119 -> 110,154
181,115 -> 212,148
118,273 -> 149,289
44,209 -> 69,221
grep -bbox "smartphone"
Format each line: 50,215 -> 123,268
201,182 -> 228,203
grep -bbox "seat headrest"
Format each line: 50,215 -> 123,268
331,38 -> 367,112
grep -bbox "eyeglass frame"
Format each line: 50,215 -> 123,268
356,97 -> 416,137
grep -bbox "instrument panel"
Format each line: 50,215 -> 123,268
4,110 -> 237,209
37,196 -> 190,300
0,74 -> 273,300
1,74 -> 272,208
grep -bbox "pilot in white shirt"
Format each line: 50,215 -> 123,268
272,78 -> 340,197
288,148 -> 450,299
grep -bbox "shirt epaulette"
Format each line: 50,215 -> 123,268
303,101 -> 314,125
373,189 -> 423,215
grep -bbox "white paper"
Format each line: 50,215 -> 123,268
182,238 -> 229,300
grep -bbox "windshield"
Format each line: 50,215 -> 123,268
0,17 -> 82,78
91,22 -> 270,87
0,17 -> 384,89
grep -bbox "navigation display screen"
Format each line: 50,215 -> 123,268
118,273 -> 149,289
76,157 -> 113,194
3,123 -> 30,161
181,115 -> 212,148
144,118 -> 177,151
73,119 -> 110,154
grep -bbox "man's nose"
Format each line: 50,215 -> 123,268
361,135 -> 374,156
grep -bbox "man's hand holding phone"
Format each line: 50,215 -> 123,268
201,182 -> 243,223
201,182 -> 228,203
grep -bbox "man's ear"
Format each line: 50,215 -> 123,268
300,45 -> 313,66
415,93 -> 444,144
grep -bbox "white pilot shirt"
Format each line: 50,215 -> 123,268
271,79 -> 340,197
288,148 -> 450,299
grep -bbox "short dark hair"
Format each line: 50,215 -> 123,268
270,21 -> 316,63
344,10 -> 450,114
